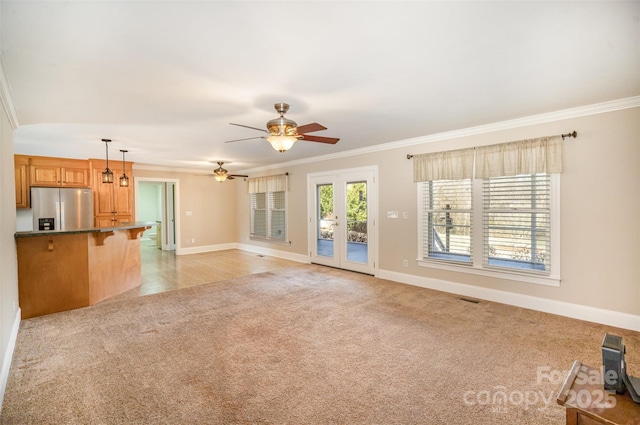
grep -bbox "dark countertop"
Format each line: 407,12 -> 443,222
15,222 -> 156,238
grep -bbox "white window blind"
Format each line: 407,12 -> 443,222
421,179 -> 472,264
482,173 -> 550,273
250,193 -> 267,238
269,191 -> 286,241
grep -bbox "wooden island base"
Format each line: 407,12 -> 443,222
16,225 -> 150,319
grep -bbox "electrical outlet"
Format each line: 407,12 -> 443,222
402,211 -> 408,219
403,259 -> 408,267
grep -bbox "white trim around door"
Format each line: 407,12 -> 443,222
307,166 -> 378,276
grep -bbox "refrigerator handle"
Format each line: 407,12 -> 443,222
57,201 -> 63,231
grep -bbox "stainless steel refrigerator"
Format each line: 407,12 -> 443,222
31,187 -> 93,231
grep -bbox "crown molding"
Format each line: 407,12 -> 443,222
241,96 -> 640,174
133,163 -> 212,174
0,53 -> 20,130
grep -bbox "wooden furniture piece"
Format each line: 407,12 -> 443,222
15,223 -> 151,319
557,360 -> 640,424
29,156 -> 90,188
14,154 -> 30,208
89,159 -> 134,227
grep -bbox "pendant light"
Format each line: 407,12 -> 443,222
119,150 -> 129,187
101,139 -> 114,184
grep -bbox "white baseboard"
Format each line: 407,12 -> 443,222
175,242 -> 311,264
236,243 -> 311,264
379,269 -> 640,332
176,243 -> 239,255
0,308 -> 21,412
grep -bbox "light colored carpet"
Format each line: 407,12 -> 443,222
2,265 -> 639,424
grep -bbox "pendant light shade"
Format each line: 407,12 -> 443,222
119,150 -> 129,187
101,139 -> 114,184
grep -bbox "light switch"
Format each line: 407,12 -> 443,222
387,211 -> 399,219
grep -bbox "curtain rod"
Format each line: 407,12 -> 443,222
406,130 -> 577,159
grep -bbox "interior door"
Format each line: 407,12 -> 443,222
308,168 -> 376,275
163,182 -> 176,251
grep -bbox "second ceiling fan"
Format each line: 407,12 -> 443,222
225,102 -> 340,153
209,162 -> 248,183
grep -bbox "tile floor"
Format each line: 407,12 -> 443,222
112,239 -> 302,300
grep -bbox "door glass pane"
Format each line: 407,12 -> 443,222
317,184 -> 334,258
346,181 -> 367,263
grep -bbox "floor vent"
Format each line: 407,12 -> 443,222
459,297 -> 480,304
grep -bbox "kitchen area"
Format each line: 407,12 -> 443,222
14,154 -> 152,319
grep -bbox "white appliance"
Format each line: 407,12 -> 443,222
31,187 -> 93,231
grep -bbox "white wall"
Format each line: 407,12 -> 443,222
0,70 -> 20,411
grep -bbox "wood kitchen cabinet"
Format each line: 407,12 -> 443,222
14,155 -> 30,208
29,156 -> 90,188
90,159 -> 134,227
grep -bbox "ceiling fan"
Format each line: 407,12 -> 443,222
225,102 -> 340,153
208,162 -> 248,183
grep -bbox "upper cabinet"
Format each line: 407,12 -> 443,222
14,155 -> 30,208
29,156 -> 90,188
89,159 -> 134,227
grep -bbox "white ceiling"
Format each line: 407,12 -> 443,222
2,1 -> 639,174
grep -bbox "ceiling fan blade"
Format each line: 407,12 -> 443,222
229,174 -> 248,178
300,134 -> 340,144
230,123 -> 267,133
224,136 -> 264,143
296,123 -> 327,134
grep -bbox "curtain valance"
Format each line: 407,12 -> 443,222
412,148 -> 475,182
247,173 -> 288,193
475,136 -> 562,178
413,135 -> 563,182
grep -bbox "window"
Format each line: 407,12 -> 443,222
419,173 -> 558,284
415,136 -> 562,285
483,174 -> 550,272
422,179 -> 472,264
250,190 -> 287,241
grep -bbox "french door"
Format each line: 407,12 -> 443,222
308,167 -> 377,275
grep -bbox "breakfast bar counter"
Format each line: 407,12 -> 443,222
15,223 -> 153,319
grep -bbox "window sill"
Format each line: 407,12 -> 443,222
416,259 -> 560,287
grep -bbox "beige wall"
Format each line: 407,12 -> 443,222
133,168 -> 238,249
0,81 -> 20,401
237,107 -> 640,316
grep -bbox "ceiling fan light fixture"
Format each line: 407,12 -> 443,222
267,117 -> 297,137
267,135 -> 298,153
214,163 -> 229,182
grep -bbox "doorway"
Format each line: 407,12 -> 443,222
135,178 -> 179,252
307,166 -> 377,275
